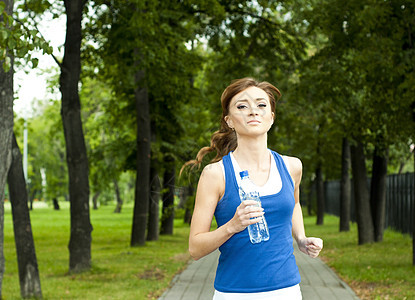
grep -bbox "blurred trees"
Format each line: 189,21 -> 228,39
26,99 -> 67,205
88,0 -> 204,245
293,0 -> 415,243
0,2 -> 413,292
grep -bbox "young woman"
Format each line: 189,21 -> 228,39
184,78 -> 323,299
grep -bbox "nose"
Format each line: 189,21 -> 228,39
249,106 -> 259,115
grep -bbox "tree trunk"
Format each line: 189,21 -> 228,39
316,165 -> 324,225
350,141 -> 375,245
8,134 -> 42,298
307,180 -> 313,216
340,137 -> 351,232
161,156 -> 176,235
53,198 -> 60,210
61,0 -> 92,273
184,185 -> 194,224
29,189 -> 34,210
177,187 -> 187,209
147,159 -> 160,241
413,150 -> 415,266
113,179 -> 123,213
130,67 -> 151,246
92,191 -> 100,210
0,0 -> 14,294
370,146 -> 388,242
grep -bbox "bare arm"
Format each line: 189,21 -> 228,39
284,156 -> 323,258
188,162 -> 264,260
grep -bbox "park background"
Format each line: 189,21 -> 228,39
0,0 -> 414,299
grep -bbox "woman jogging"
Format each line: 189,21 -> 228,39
184,77 -> 323,299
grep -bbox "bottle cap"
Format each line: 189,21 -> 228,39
239,170 -> 249,179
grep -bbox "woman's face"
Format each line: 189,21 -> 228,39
225,86 -> 274,136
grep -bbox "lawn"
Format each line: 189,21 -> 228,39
3,201 -> 191,300
3,202 -> 414,300
304,214 -> 415,300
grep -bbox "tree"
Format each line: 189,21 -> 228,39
0,1 -> 14,295
25,99 -> 68,205
339,138 -> 351,231
146,157 -> 160,241
89,0 -> 205,243
160,155 -> 176,235
1,0 -> 55,294
291,0 -> 414,244
60,0 -> 92,272
131,66 -> 150,246
370,145 -> 388,242
350,141 -> 375,244
8,134 -> 42,298
80,76 -> 127,210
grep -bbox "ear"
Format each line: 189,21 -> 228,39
224,115 -> 233,129
271,112 -> 275,124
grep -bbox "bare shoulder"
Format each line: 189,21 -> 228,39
200,161 -> 224,180
281,155 -> 303,186
197,160 -> 225,203
282,155 -> 302,172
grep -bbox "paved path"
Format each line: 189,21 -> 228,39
159,244 -> 359,300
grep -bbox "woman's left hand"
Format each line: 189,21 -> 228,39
298,237 -> 323,258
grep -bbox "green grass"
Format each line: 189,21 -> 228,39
304,214 -> 415,300
3,201 -> 190,300
4,203 -> 414,300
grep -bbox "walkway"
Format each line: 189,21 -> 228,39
159,244 -> 359,300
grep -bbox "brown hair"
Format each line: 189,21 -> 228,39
181,77 -> 281,173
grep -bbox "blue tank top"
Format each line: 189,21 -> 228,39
214,150 -> 301,293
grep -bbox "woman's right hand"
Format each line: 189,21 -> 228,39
228,200 -> 265,234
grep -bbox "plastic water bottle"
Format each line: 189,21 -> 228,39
238,170 -> 270,244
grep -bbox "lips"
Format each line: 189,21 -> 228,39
247,120 -> 261,124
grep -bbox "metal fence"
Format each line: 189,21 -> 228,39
324,173 -> 414,237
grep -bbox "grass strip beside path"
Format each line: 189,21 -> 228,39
304,214 -> 415,300
4,202 -> 190,300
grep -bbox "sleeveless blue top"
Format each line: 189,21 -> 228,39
214,150 -> 301,293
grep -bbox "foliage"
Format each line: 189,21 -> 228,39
0,0 -> 54,72
14,98 -> 68,203
83,0 -> 206,176
268,0 -> 415,191
181,1 -> 310,168
3,0 -> 414,279
80,75 -> 129,198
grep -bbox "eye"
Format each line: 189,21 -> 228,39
237,104 -> 248,109
258,103 -> 267,108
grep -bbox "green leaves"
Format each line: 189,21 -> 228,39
0,2 -> 5,15
0,27 -> 8,40
2,55 -> 11,72
0,1 -> 55,72
285,0 -> 415,177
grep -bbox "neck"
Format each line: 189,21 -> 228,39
232,134 -> 269,170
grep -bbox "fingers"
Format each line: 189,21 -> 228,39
306,245 -> 320,258
232,201 -> 264,231
238,205 -> 264,224
305,238 -> 323,258
241,200 -> 260,207
241,202 -> 263,216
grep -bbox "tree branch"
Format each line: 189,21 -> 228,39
30,20 -> 63,68
15,5 -> 63,69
